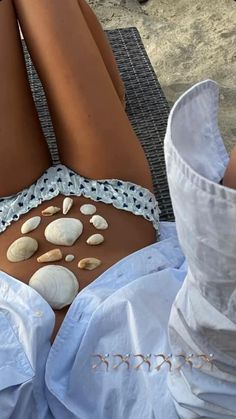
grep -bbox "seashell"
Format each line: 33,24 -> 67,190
65,254 -> 75,262
7,237 -> 38,262
21,216 -> 41,234
86,233 -> 104,246
37,248 -> 62,263
78,257 -> 101,270
63,197 -> 73,215
42,206 -> 61,217
29,265 -> 79,310
80,204 -> 97,215
45,218 -> 83,246
90,215 -> 108,230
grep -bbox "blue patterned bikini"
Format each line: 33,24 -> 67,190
0,164 -> 160,235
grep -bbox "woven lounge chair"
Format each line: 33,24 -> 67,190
22,27 -> 174,222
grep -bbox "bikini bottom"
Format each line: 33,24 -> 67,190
0,164 -> 161,236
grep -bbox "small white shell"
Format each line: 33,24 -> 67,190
63,197 -> 73,215
21,216 -> 41,234
45,218 -> 83,246
42,206 -> 61,216
29,265 -> 79,309
7,237 -> 38,262
80,204 -> 97,215
37,249 -> 63,263
78,257 -> 101,270
86,234 -> 104,245
90,215 -> 108,230
65,254 -> 75,262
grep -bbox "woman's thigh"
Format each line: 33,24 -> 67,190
76,0 -> 126,106
14,0 -> 153,191
0,0 -> 51,197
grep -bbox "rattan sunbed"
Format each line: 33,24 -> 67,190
22,27 -> 174,222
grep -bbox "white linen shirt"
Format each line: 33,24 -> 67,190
0,80 -> 235,419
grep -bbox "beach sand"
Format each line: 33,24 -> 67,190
89,0 -> 236,151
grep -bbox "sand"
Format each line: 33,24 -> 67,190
88,0 -> 236,151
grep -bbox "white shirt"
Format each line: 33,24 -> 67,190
1,80 -> 235,419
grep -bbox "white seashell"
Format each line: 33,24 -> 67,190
37,248 -> 62,263
65,254 -> 75,262
63,197 -> 73,215
89,215 -> 108,230
7,237 -> 38,262
42,206 -> 61,216
78,257 -> 101,270
80,204 -> 97,215
21,216 -> 41,234
29,265 -> 79,309
45,218 -> 83,246
86,234 -> 104,246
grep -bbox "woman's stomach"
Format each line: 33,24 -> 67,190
0,194 -> 156,341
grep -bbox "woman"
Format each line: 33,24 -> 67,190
0,1 -> 235,418
0,0 -> 158,341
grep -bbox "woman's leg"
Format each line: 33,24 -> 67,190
14,0 -> 153,191
222,146 -> 236,189
0,0 -> 51,197
76,0 -> 125,107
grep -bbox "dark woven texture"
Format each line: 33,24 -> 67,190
22,27 -> 174,221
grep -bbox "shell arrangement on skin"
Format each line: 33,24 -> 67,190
7,198 -> 107,297
44,218 -> 83,246
78,257 -> 101,270
42,206 -> 61,217
7,237 -> 38,262
90,215 -> 108,230
63,197 -> 73,215
21,216 -> 41,234
80,204 -> 97,215
29,265 -> 79,310
86,234 -> 104,245
37,249 -> 62,263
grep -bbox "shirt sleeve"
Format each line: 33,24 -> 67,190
165,80 -> 236,418
0,311 -> 35,418
0,271 -> 54,419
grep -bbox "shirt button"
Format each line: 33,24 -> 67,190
33,310 -> 44,318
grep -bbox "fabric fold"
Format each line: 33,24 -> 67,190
165,80 -> 236,418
